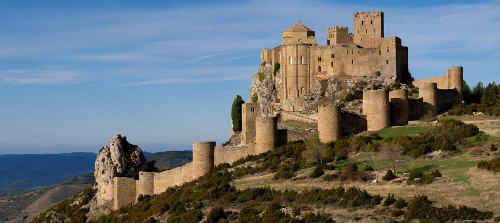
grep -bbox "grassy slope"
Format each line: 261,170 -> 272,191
234,116 -> 500,215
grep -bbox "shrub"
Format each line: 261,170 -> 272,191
370,195 -> 383,206
382,170 -> 397,181
408,169 -> 423,180
252,94 -> 258,103
405,195 -> 493,222
310,165 -> 325,178
273,63 -> 280,76
383,194 -> 396,206
237,207 -> 262,223
477,157 -> 500,172
474,132 -> 489,142
206,207 -> 227,223
336,154 -> 348,162
258,72 -> 266,82
363,165 -> 374,171
231,95 -> 245,132
393,198 -> 407,209
491,144 -> 498,151
273,168 -> 294,180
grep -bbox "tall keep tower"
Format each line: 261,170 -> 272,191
353,11 -> 384,48
281,22 -> 317,100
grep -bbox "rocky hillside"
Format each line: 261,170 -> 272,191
249,63 -> 411,114
30,116 -> 500,222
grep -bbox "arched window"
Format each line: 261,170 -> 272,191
351,60 -> 354,64
331,53 -> 335,58
289,57 -> 293,64
318,57 -> 322,62
387,49 -> 389,53
386,60 -> 389,64
331,62 -> 333,67
301,56 -> 304,64
318,66 -> 321,72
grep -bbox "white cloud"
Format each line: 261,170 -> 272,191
0,69 -> 83,85
0,0 -> 499,85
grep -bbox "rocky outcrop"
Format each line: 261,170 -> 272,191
249,63 -> 280,117
93,134 -> 146,207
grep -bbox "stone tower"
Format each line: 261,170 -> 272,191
255,116 -> 277,154
318,102 -> 342,143
327,26 -> 352,45
363,89 -> 390,131
353,11 -> 384,48
281,22 -> 317,100
192,141 -> 215,178
419,83 -> 438,116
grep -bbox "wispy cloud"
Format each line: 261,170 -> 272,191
0,69 -> 83,85
0,0 -> 499,85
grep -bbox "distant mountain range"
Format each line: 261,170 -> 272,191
0,150 -> 190,192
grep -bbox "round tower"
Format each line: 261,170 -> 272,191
136,171 -> 154,198
389,89 -> 409,126
362,89 -> 390,131
192,141 -> 215,178
318,102 -> 342,143
255,116 -> 277,154
449,66 -> 463,95
419,83 -> 438,116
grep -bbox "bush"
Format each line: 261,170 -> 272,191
258,72 -> 266,82
252,94 -> 258,103
336,154 -> 348,162
474,132 -> 489,142
363,165 -> 374,171
383,194 -> 396,206
237,207 -> 262,223
405,195 -> 493,222
370,195 -> 383,206
309,165 -> 325,178
231,95 -> 245,132
382,170 -> 397,181
491,144 -> 498,152
206,207 -> 227,223
393,198 -> 407,209
408,169 -> 423,180
273,63 -> 280,76
477,157 -> 500,172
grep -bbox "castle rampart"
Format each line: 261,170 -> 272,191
255,116 -> 277,154
389,89 -> 409,126
412,66 -> 463,95
113,177 -> 136,210
318,102 -> 342,143
363,89 -> 390,131
136,172 -> 154,198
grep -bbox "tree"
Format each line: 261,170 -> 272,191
303,136 -> 329,166
471,81 -> 485,104
231,95 -> 245,132
481,82 -> 499,106
381,143 -> 401,172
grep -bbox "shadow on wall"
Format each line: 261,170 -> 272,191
342,112 -> 367,135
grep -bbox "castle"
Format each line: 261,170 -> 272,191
110,11 -> 464,210
260,11 -> 411,111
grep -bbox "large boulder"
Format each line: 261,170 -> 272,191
93,134 -> 146,207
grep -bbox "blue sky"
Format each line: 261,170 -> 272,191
1,0 -> 499,154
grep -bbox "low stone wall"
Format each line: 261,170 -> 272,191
214,145 -> 253,166
280,111 -> 317,124
153,162 -> 193,194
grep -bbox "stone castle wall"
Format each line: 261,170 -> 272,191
113,177 -> 136,210
214,144 -> 254,166
412,66 -> 463,94
389,89 -> 409,126
242,103 -> 258,144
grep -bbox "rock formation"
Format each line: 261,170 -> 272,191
93,134 -> 146,207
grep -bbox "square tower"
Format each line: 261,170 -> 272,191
353,11 -> 384,48
327,26 -> 353,45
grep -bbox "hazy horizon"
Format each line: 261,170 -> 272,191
2,0 -> 500,154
